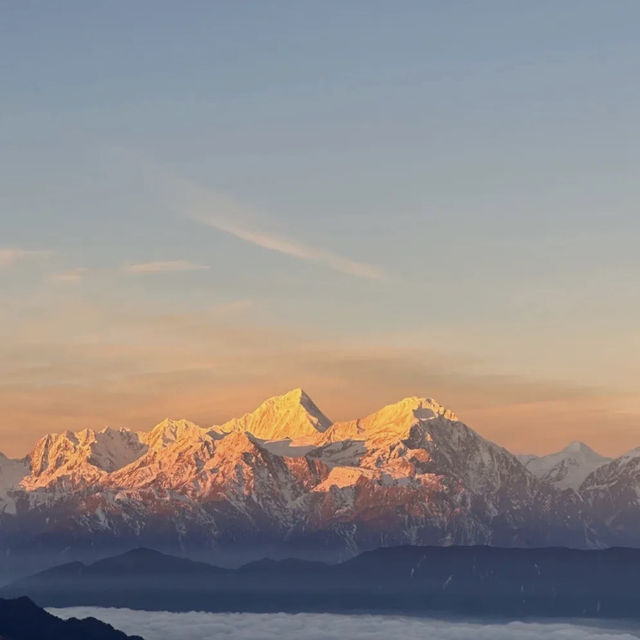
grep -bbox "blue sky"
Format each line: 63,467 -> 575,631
2,1 -> 640,455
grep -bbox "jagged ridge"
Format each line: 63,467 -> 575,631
0,388 -> 634,575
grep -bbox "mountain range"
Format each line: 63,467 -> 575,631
0,388 -> 638,577
6,545 -> 640,619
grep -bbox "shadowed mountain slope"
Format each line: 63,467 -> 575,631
0,596 -> 143,640
6,545 -> 640,619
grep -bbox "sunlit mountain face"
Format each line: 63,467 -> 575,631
1,387 -> 637,579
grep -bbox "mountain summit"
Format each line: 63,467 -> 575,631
218,388 -> 332,440
521,440 -> 610,490
142,418 -> 208,451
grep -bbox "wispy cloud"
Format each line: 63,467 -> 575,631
0,248 -> 52,267
141,163 -> 387,281
192,212 -> 387,281
51,267 -> 89,282
125,260 -> 210,274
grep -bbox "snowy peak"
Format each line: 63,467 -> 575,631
25,427 -> 147,489
365,396 -> 458,430
218,388 -> 332,440
523,441 -> 610,491
323,395 -> 457,444
379,396 -> 458,422
141,418 -> 208,451
561,441 -> 600,456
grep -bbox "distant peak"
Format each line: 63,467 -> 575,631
156,417 -> 185,427
151,417 -> 202,430
562,441 -> 591,454
560,441 -> 607,460
218,388 -> 332,440
142,418 -> 205,450
259,388 -> 331,429
268,387 -> 314,408
382,396 -> 458,422
322,394 -> 461,445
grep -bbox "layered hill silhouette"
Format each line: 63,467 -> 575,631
0,596 -> 143,640
1,388 -> 639,577
5,546 -> 640,619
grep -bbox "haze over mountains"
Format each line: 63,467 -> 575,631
9,545 -> 640,619
0,388 -> 639,576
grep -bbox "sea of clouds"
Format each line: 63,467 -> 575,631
49,608 -> 640,640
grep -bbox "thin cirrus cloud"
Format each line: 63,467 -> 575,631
145,164 -> 387,282
51,267 -> 89,282
192,213 -> 387,282
125,260 -> 210,274
0,248 -> 52,267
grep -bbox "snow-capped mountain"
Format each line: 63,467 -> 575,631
0,389 -> 631,575
579,447 -> 640,547
520,441 -> 611,490
219,388 -> 332,440
25,427 -> 146,492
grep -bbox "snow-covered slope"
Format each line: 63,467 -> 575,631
304,396 -> 584,549
23,427 -> 147,492
521,441 -> 610,490
580,447 -> 640,546
111,418 -> 219,490
141,418 -> 209,451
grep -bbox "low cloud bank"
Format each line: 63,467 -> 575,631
48,608 -> 640,640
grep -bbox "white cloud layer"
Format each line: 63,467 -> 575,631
48,608 -> 640,640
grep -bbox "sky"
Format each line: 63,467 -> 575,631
2,1 -> 640,457
50,608 -> 640,640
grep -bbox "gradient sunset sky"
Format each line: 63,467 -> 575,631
2,1 -> 640,457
